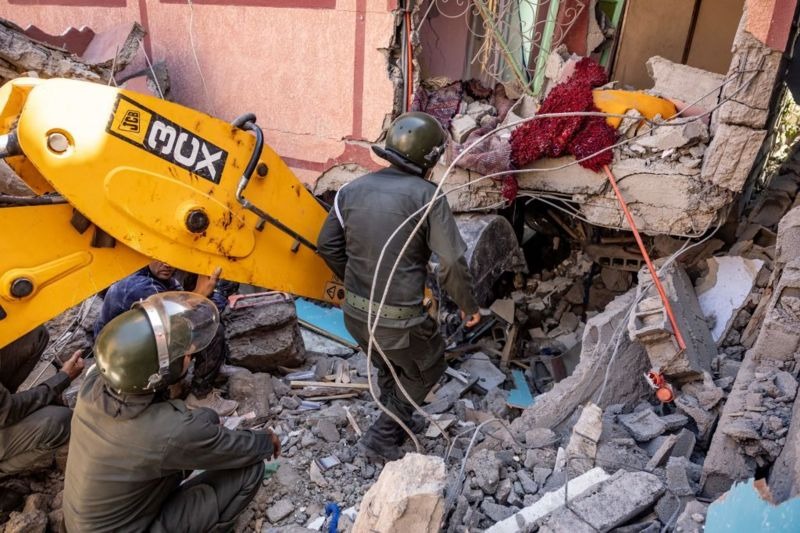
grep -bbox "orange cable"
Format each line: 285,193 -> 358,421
602,164 -> 687,351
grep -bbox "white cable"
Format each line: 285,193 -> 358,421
359,63 -> 764,450
187,0 -> 216,115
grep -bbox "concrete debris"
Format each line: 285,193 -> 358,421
486,467 -> 611,533
696,256 -> 766,343
512,289 -> 650,435
646,56 -> 724,113
267,498 -> 295,523
628,262 -> 716,381
674,499 -> 708,533
634,119 -> 709,153
447,214 -> 527,307
223,299 -> 306,371
525,427 -> 558,449
460,352 -> 506,392
537,470 -> 665,533
565,403 -> 603,474
467,448 -> 502,494
619,408 -> 667,442
353,454 -> 446,533
450,114 -> 479,144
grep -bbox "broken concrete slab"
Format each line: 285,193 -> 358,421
628,262 -> 717,381
267,498 -> 295,523
460,352 -> 506,392
619,409 -> 667,442
776,206 -> 800,269
511,289 -> 651,436
675,393 -> 718,443
353,454 -> 446,533
537,470 -> 665,533
634,119 -> 709,153
486,467 -> 611,533
696,256 -> 765,344
578,158 -> 726,237
645,433 -> 679,471
646,56 -> 724,113
224,299 -> 306,372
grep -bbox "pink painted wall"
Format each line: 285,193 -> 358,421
745,0 -> 797,51
0,0 -> 397,185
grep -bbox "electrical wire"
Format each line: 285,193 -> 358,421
186,0 -> 216,115
351,60 -> 762,476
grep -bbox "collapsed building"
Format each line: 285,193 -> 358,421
2,0 -> 800,532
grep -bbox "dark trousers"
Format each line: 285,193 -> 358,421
0,326 -> 49,393
0,405 -> 71,477
150,461 -> 264,533
344,314 -> 446,424
191,324 -> 227,398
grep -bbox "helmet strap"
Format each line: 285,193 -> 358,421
134,299 -> 171,391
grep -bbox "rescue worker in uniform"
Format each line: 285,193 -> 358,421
64,292 -> 280,532
317,112 -> 480,461
0,327 -> 84,477
94,259 -> 237,415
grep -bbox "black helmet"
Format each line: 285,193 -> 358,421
94,292 -> 219,394
373,112 -> 447,176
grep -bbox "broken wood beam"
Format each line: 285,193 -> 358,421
290,380 -> 371,390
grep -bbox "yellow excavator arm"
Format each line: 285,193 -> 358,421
0,77 -> 343,347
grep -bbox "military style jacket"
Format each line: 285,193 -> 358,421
317,167 -> 478,324
63,369 -> 274,532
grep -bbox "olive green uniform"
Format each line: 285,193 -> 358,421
64,369 -> 273,532
317,167 -> 477,424
0,326 -> 72,477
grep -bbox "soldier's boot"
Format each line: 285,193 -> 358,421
394,414 -> 427,445
357,413 -> 405,463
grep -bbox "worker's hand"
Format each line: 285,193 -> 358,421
194,267 -> 222,298
267,428 -> 281,459
461,310 -> 481,328
61,350 -> 86,381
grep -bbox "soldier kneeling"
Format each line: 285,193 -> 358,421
64,292 -> 279,532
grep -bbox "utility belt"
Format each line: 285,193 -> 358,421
345,291 -> 424,320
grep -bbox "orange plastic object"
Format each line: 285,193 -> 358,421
647,370 -> 675,404
593,90 -> 678,128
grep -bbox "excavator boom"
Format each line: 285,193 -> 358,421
0,77 -> 342,346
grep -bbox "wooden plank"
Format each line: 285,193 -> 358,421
290,380 -> 371,390
306,393 -> 360,402
500,322 -> 520,368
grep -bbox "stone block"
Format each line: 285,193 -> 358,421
450,114 -> 478,144
353,454 -> 446,533
619,409 -> 667,442
565,403 -> 603,474
671,429 -> 697,460
701,123 -> 766,192
716,28 -> 783,129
